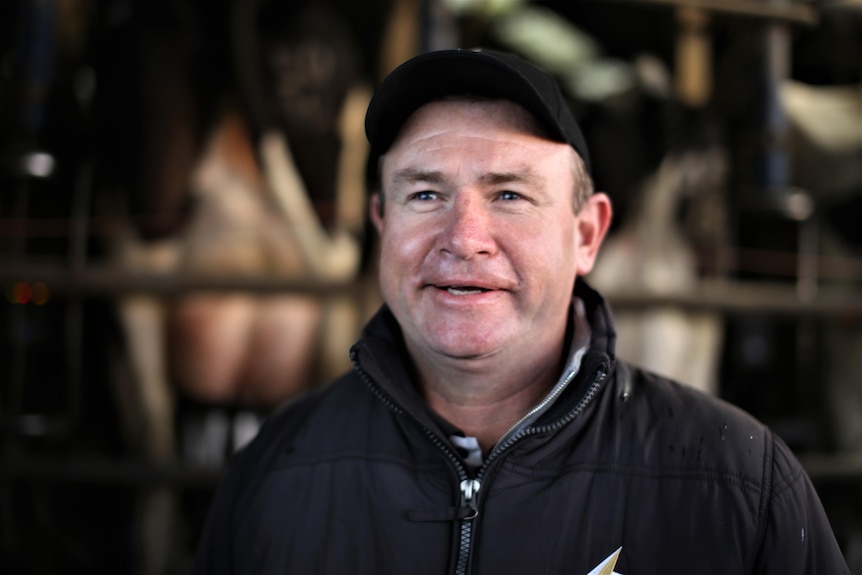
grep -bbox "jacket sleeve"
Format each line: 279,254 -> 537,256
754,435 -> 849,574
192,448 -> 249,575
190,394 -> 319,574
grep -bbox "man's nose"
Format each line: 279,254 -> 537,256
440,193 -> 497,259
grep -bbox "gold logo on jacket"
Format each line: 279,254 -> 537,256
586,547 -> 622,575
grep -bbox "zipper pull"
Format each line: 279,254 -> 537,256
459,479 -> 481,520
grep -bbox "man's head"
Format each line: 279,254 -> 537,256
364,49 -> 611,373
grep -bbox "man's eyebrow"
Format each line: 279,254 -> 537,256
389,168 -> 446,184
389,169 -> 543,186
478,171 -> 543,187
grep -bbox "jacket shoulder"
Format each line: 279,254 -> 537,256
608,361 -> 775,484
223,371 -> 378,477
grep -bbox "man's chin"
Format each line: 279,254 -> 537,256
428,336 -> 508,363
399,309 -> 516,361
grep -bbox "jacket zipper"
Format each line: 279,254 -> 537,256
452,365 -> 607,574
350,352 -> 478,574
494,360 -> 582,449
351,350 -> 608,575
455,478 -> 480,575
485,365 -> 608,468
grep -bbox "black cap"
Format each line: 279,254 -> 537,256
365,48 -> 590,174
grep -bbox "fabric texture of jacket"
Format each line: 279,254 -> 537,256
194,281 -> 849,575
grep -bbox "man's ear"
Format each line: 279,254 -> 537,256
369,193 -> 384,233
574,192 -> 613,276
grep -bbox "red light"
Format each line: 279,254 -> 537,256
13,282 -> 32,304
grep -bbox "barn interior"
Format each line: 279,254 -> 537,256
1,0 -> 861,573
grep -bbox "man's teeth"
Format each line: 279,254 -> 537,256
446,286 -> 488,295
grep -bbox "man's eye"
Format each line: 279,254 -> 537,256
499,191 -> 522,201
410,191 -> 439,201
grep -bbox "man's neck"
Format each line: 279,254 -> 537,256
412,344 -> 566,453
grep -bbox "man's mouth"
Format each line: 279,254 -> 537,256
443,286 -> 492,296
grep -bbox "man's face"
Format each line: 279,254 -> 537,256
372,99 -> 607,368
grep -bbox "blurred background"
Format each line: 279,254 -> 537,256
1,0 -> 861,573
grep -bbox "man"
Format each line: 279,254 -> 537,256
194,49 -> 849,574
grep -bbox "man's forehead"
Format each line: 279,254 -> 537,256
377,97 -> 582,195
388,166 -> 546,187
395,97 -> 552,143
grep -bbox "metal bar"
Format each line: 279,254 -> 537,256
0,458 -> 223,488
0,263 -> 371,297
604,282 -> 862,318
4,263 -> 861,317
574,0 -> 819,24
798,453 -> 862,482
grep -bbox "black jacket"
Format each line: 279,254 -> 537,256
194,282 -> 849,574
